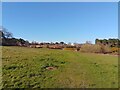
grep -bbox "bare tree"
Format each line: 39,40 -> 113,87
86,41 -> 92,44
0,26 -> 13,38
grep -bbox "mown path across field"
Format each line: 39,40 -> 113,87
2,46 -> 118,88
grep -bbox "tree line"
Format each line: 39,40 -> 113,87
95,39 -> 120,48
0,27 -> 67,46
0,27 -> 29,46
0,27 -> 119,50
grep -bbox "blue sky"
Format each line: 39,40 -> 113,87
2,2 -> 118,44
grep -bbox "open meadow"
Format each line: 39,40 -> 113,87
2,46 -> 118,88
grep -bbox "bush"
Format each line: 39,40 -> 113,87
101,45 -> 111,53
110,47 -> 120,55
80,44 -> 111,53
92,44 -> 102,53
80,44 -> 101,53
80,44 -> 94,53
63,48 -> 76,51
111,47 -> 118,53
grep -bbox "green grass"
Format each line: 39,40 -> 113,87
2,46 -> 118,88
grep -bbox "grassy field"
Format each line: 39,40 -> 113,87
2,46 -> 118,88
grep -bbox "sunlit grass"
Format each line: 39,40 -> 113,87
2,46 -> 118,88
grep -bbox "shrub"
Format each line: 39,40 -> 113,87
101,45 -> 112,53
92,44 -> 102,53
63,48 -> 76,51
110,47 -> 120,55
80,44 -> 111,53
111,47 -> 118,53
80,44 -> 94,53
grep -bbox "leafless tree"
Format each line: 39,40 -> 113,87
0,26 -> 13,38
